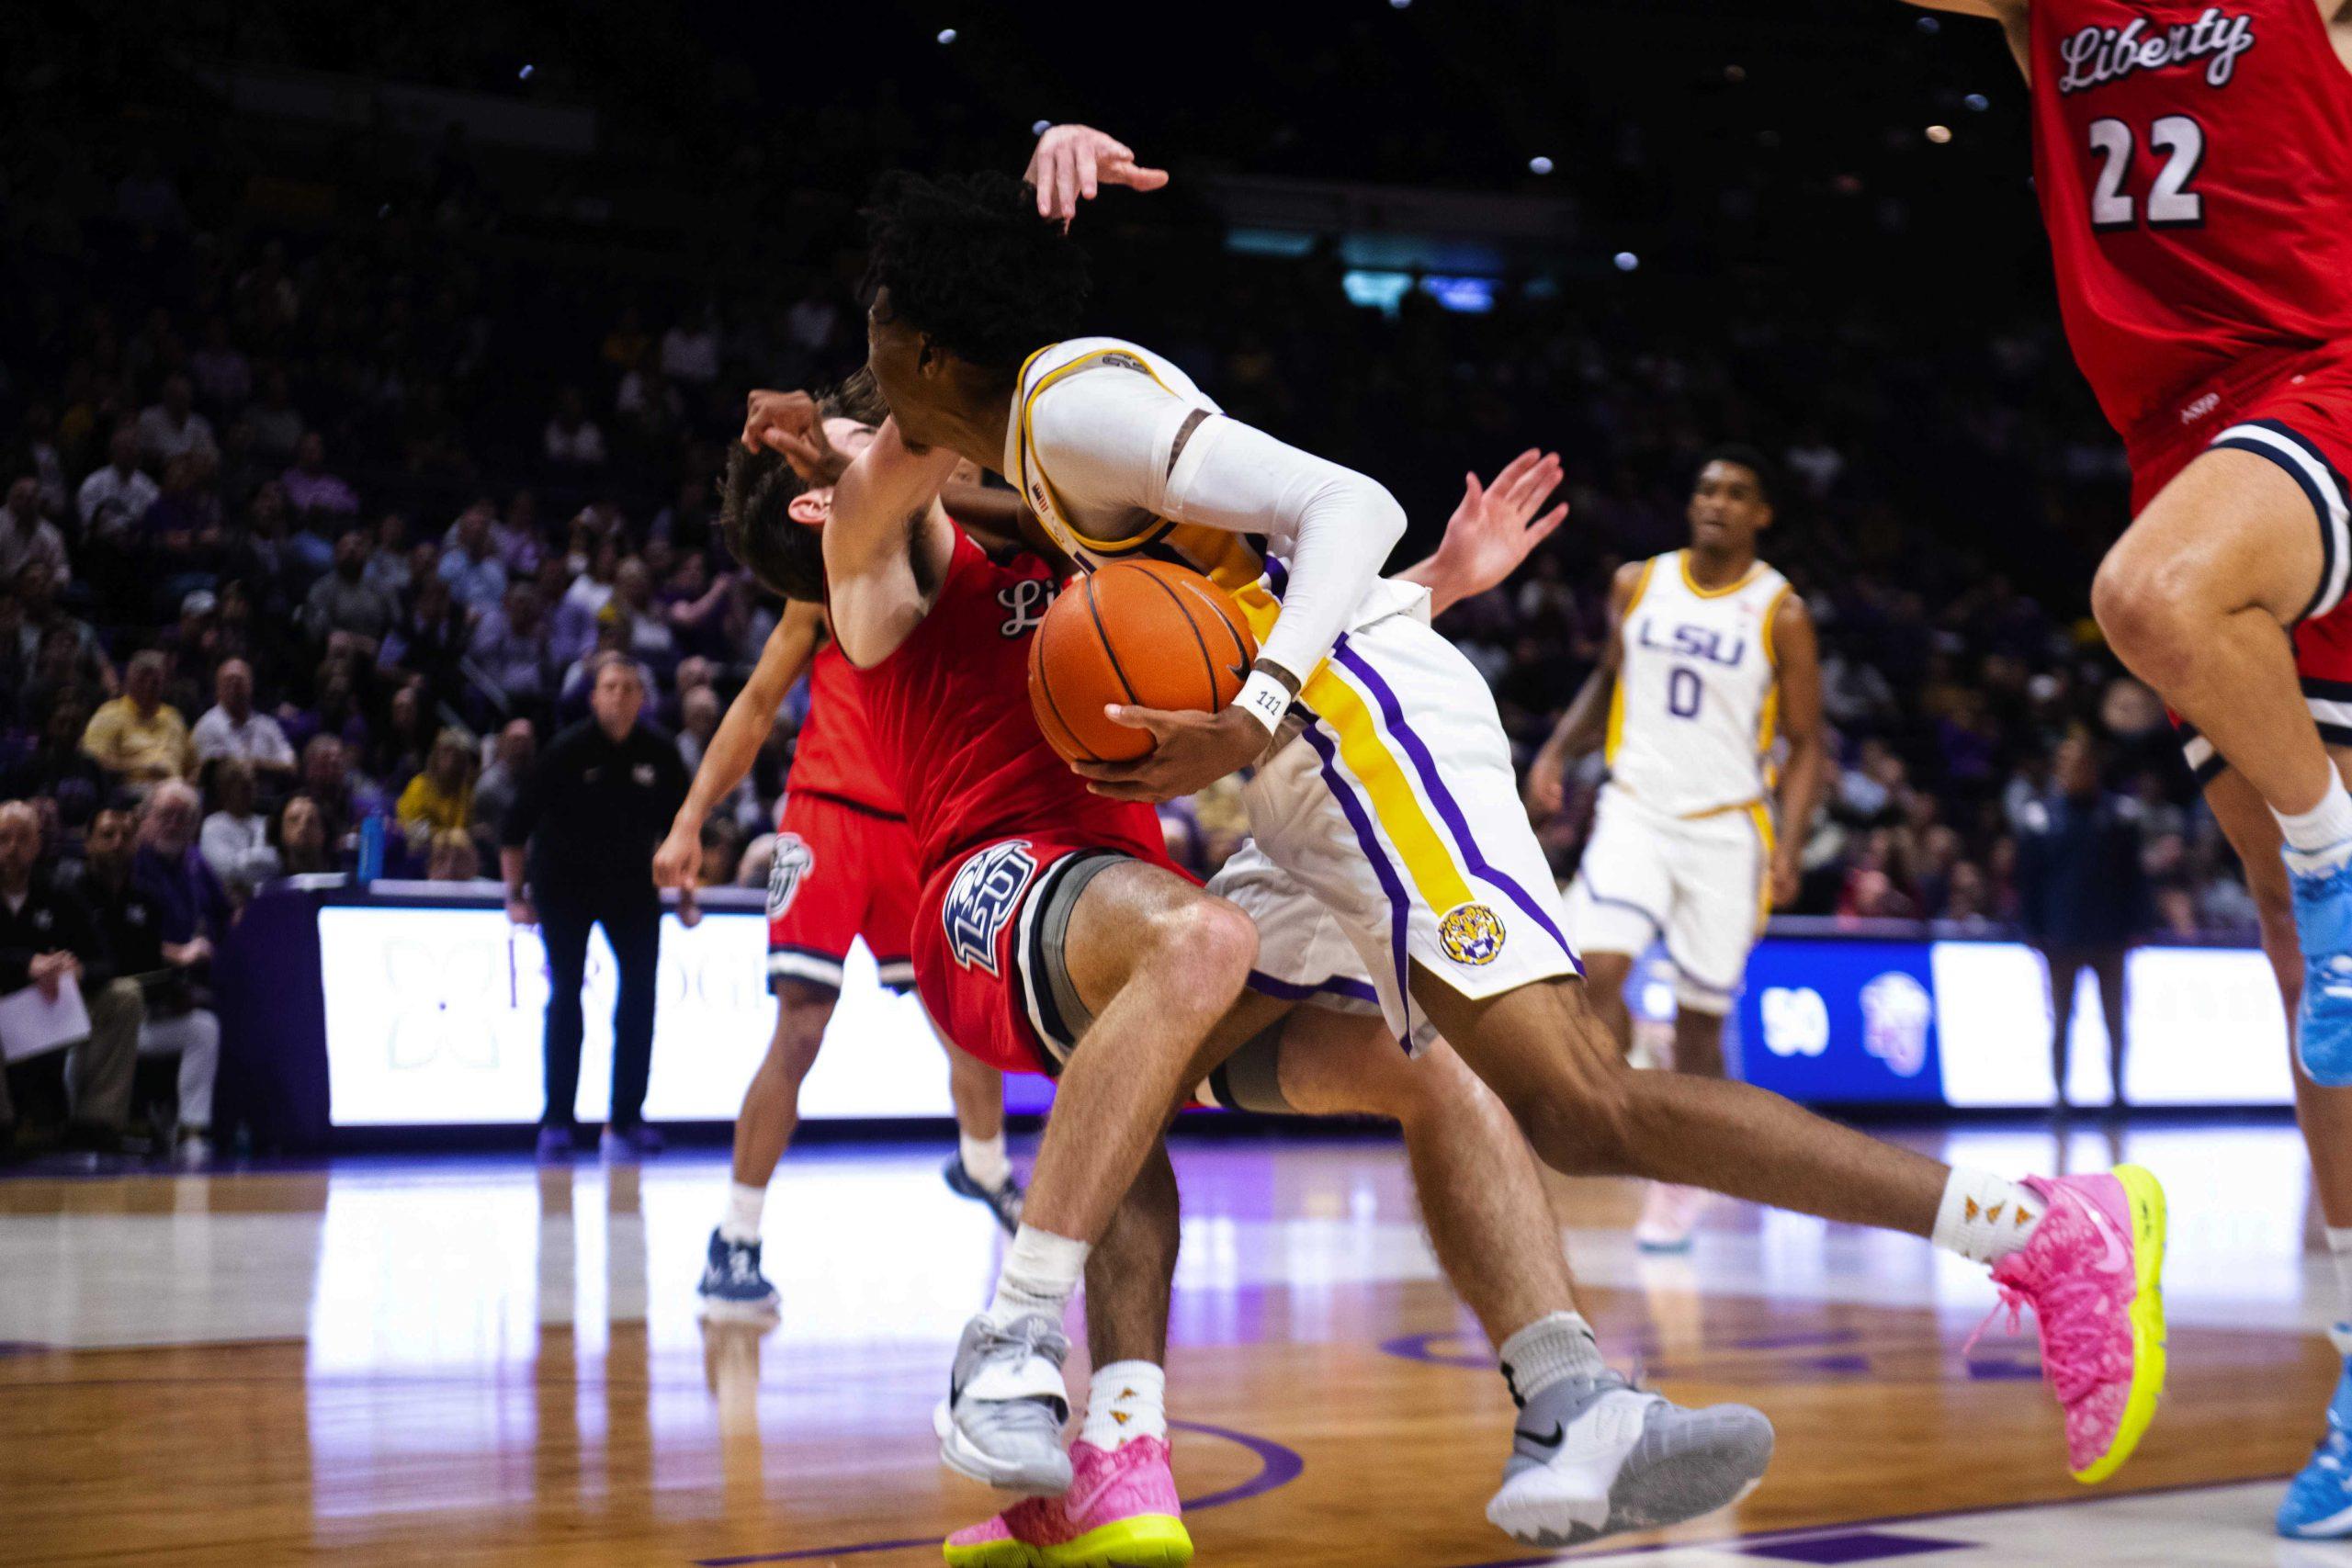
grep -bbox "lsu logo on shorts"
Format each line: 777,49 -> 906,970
1439,902 -> 1506,967
944,840 -> 1039,976
767,833 -> 814,919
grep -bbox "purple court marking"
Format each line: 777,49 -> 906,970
1745,1531 -> 1969,1563
691,1418 -> 1304,1565
0,1342 -> 56,1358
1381,1330 -> 1490,1371
1381,1329 -> 1876,1382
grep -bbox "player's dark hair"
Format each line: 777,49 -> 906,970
721,446 -> 828,604
827,368 -> 889,426
862,170 -> 1089,377
1695,444 -> 1782,512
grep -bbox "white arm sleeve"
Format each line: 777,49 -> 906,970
1027,373 -> 1405,685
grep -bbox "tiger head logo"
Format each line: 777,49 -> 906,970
1438,903 -> 1506,967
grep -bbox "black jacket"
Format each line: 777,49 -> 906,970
2017,790 -> 2152,948
503,718 -> 690,900
0,869 -> 112,991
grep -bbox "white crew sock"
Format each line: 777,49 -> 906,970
1931,1168 -> 2048,1265
1079,1359 -> 1167,1450
960,1132 -> 1012,1192
1497,1311 -> 1608,1404
988,1224 -> 1090,1325
2326,1226 -> 2352,1327
2278,782 -> 2352,874
719,1181 -> 765,1245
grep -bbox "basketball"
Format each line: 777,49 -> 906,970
1028,560 -> 1261,764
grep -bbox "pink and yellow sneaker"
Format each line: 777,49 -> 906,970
942,1437 -> 1193,1567
1968,1166 -> 2168,1484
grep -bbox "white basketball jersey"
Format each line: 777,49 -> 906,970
1605,550 -> 1792,818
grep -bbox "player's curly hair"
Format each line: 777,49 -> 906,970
721,445 -> 826,604
862,170 -> 1089,377
1696,443 -> 1783,512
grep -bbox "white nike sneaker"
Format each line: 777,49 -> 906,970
1634,1182 -> 1711,1253
941,1312 -> 1074,1495
1487,1372 -> 1774,1549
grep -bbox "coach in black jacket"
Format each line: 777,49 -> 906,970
502,654 -> 692,1160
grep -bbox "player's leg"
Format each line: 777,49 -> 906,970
697,977 -> 835,1323
2090,945 -> 2130,1111
2094,443 -> 2352,1079
937,1026 -> 1023,1232
1577,952 -> 1635,1053
1261,1003 -> 1772,1548
536,900 -> 594,1157
2203,762 -> 2352,1539
945,854 -> 1254,1494
945,1144 -> 1188,1566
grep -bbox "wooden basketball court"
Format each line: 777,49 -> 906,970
0,1122 -> 2335,1566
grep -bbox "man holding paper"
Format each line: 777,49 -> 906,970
0,801 -> 140,1156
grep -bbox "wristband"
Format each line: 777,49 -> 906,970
1234,668 -> 1295,738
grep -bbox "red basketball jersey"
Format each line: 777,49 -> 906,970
2030,0 -> 2352,439
786,637 -> 902,817
848,530 -> 1164,883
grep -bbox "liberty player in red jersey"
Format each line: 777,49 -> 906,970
1911,0 -> 2352,1536
723,407 -> 1777,1556
652,408 -> 1028,1324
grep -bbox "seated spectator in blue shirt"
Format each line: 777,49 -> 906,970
437,503 -> 509,613
131,781 -> 235,953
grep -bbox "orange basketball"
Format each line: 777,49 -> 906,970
1029,560 -> 1261,765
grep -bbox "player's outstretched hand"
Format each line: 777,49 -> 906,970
1524,752 -> 1566,818
1025,125 -> 1170,229
741,389 -> 846,482
1432,449 -> 1568,603
1073,704 -> 1266,803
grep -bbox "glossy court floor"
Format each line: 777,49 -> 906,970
4,1121 -> 2348,1567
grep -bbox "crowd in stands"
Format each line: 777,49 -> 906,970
0,8 -> 2271,1156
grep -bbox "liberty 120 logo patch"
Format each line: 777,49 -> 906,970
944,841 -> 1040,975
1438,902 -> 1506,966
766,832 -> 814,919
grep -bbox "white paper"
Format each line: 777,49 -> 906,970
0,974 -> 92,1063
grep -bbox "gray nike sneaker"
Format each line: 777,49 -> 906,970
941,1312 -> 1074,1495
1486,1371 -> 1774,1549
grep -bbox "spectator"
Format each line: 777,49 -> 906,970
490,491 -> 543,576
677,685 -> 721,773
246,369 -> 304,459
436,502 -> 509,612
4,698 -> 107,835
17,563 -> 115,697
74,803 -> 220,1167
659,310 -> 721,385
469,581 -> 554,717
190,658 -> 296,780
378,571 -> 469,706
544,386 -> 607,469
188,317 -> 251,411
424,828 -> 481,884
601,558 -> 676,672
471,718 -> 537,844
302,528 -> 401,651
0,477 -> 68,586
362,513 -> 413,597
397,728 -> 477,846
274,793 -> 336,877
281,433 -> 358,523
75,426 -> 159,540
550,538 -> 622,668
198,760 -> 279,898
298,735 -> 361,849
82,651 -> 194,786
135,375 -> 217,468
131,781 -> 234,980
2017,731 -> 2151,1113
0,801 -> 140,1156
502,654 -> 690,1161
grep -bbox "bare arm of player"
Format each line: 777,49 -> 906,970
818,418 -> 961,667
1024,124 -> 1170,229
1768,591 -> 1830,909
937,479 -> 1035,553
651,600 -> 825,890
1396,449 -> 1568,618
1525,558 -> 1643,817
1898,0 -> 2030,74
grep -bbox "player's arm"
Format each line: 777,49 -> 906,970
1525,559 -> 1642,816
1899,0 -> 2030,73
1061,387 -> 1408,803
1767,591 -> 1829,909
819,418 -> 960,665
940,480 -> 1033,551
1396,449 -> 1568,618
1024,124 -> 1170,228
651,599 -> 824,890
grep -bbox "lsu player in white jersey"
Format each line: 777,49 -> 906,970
1528,449 -> 1828,1251
760,125 -> 2171,1503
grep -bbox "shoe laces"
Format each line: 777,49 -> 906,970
723,1240 -> 762,1284
986,1314 -> 1064,1364
1965,1277 -> 2121,1405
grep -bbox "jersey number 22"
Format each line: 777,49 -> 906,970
2086,115 -> 2206,231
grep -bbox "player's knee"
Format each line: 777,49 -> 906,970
2091,549 -> 2199,683
1155,895 -> 1258,1002
767,983 -> 836,1075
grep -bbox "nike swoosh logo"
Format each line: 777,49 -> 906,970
1063,1462 -> 1129,1520
1513,1422 -> 1565,1450
1227,661 -> 1250,684
2060,1186 -> 2132,1275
